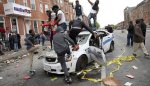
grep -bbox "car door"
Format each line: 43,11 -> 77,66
97,31 -> 111,52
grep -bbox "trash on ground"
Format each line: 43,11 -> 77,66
22,55 -> 27,57
51,76 -> 58,81
126,74 -> 134,79
102,77 -> 121,86
132,66 -> 138,69
0,77 -> 3,80
23,75 -> 31,80
124,82 -> 133,86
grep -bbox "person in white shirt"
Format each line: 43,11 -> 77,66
52,5 -> 67,31
88,0 -> 99,28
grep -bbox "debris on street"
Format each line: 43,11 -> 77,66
102,77 -> 121,86
51,76 -> 58,81
124,82 -> 133,86
132,66 -> 138,70
126,74 -> 134,79
23,75 -> 31,80
0,77 -> 3,80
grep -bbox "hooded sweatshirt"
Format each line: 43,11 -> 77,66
53,26 -> 75,54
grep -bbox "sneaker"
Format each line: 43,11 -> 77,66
133,53 -> 137,57
29,70 -> 36,76
64,76 -> 72,84
144,53 -> 150,59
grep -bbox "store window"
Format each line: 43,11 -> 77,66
45,4 -> 49,12
11,18 -> 19,33
33,20 -> 38,33
31,0 -> 36,10
0,16 -> 5,40
8,0 -> 15,3
40,4 -> 43,13
23,0 -> 28,6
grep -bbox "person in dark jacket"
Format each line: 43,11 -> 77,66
140,19 -> 147,44
69,18 -> 95,44
88,0 -> 99,28
9,33 -> 14,50
133,19 -> 149,57
53,26 -> 78,83
126,21 -> 134,46
75,0 -> 83,20
17,34 -> 21,49
12,32 -> 19,52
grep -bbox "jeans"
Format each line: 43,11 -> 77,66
58,23 -> 67,31
14,43 -> 18,52
88,13 -> 97,28
57,48 -> 71,77
127,33 -> 133,46
69,29 -> 81,44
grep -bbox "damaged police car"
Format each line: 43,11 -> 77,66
42,30 -> 114,74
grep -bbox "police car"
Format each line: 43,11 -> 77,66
43,30 -> 114,74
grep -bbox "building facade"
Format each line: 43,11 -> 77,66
124,0 -> 150,27
0,0 -> 75,40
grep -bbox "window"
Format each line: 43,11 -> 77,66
0,0 -> 2,2
45,4 -> 49,11
8,0 -> 15,3
33,20 -> 38,33
30,0 -> 36,10
40,4 -> 43,13
23,0 -> 28,6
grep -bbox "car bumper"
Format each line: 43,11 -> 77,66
43,59 -> 74,74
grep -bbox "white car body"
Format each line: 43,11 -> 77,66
43,30 -> 114,74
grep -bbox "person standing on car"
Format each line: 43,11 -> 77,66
126,21 -> 134,46
75,0 -> 83,20
53,26 -> 78,83
69,18 -> 95,44
52,5 -> 67,31
132,19 -> 149,58
140,19 -> 147,45
88,0 -> 99,28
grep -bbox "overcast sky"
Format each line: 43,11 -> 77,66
69,0 -> 143,27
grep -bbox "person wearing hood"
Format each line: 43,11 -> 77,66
53,26 -> 78,83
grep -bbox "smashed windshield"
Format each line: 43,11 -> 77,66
77,34 -> 90,45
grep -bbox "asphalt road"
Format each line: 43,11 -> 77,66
0,30 -> 150,86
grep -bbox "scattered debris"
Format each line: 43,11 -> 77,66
132,66 -> 138,69
23,75 -> 31,80
0,77 -> 3,80
15,64 -> 19,68
124,82 -> 133,86
6,60 -> 10,64
22,55 -> 27,57
126,74 -> 134,79
102,77 -> 121,86
51,76 -> 58,81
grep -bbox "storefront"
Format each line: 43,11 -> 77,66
3,2 -> 31,35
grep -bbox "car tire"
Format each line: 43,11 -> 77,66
109,42 -> 114,52
76,55 -> 88,72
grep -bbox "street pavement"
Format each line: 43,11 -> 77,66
0,30 -> 150,86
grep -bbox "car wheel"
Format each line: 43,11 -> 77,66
109,42 -> 114,52
76,55 -> 88,72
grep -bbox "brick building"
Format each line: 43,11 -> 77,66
0,0 -> 75,40
124,0 -> 150,27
